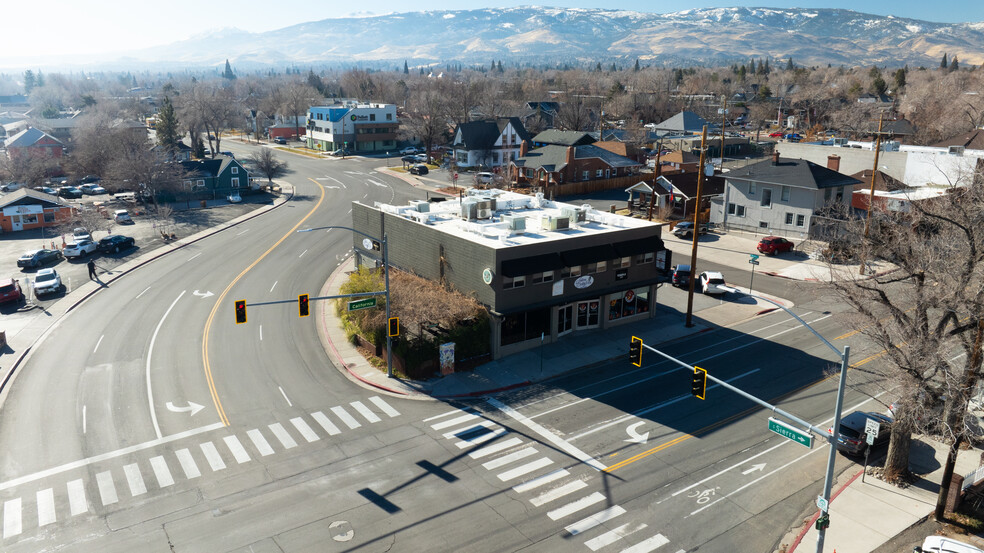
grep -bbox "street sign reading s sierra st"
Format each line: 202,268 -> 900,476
768,417 -> 813,448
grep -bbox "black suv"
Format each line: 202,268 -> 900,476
409,164 -> 429,175
98,235 -> 135,253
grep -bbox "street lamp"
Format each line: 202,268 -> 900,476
297,226 -> 393,378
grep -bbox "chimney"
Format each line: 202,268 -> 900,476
771,151 -> 779,166
519,140 -> 528,157
566,145 -> 575,168
827,154 -> 841,172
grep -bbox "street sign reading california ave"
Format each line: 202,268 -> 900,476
347,297 -> 377,311
768,417 -> 813,448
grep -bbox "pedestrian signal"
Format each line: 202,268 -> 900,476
388,317 -> 399,337
234,300 -> 247,324
691,366 -> 707,400
298,294 -> 310,317
629,336 -> 643,366
815,513 -> 829,530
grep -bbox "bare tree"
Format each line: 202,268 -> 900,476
248,148 -> 289,183
556,95 -> 593,131
281,82 -> 321,140
400,88 -> 450,163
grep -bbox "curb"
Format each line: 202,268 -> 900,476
787,468 -> 864,553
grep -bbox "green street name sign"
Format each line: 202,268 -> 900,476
347,297 -> 377,311
768,417 -> 813,449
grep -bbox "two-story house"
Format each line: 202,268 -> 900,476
180,155 -> 250,197
451,117 -> 530,169
710,152 -> 862,238
509,141 -> 642,188
305,103 -> 398,153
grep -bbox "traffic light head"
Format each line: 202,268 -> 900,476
691,366 -> 707,400
388,317 -> 400,337
629,336 -> 643,366
298,294 -> 310,317
234,300 -> 247,324
815,513 -> 829,530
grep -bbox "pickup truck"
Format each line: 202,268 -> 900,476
671,221 -> 709,239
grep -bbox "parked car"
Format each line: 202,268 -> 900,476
79,183 -> 107,195
0,182 -> 23,192
757,236 -> 794,255
401,155 -> 417,163
671,264 -> 691,287
17,249 -> 63,269
699,271 -> 728,295
73,227 -> 92,242
768,131 -> 784,138
97,235 -> 135,253
475,172 -> 494,184
57,186 -> 83,199
915,536 -> 984,553
33,268 -> 62,295
784,133 -> 803,142
831,411 -> 892,456
220,151 -> 234,158
273,137 -> 288,145
400,147 -> 418,155
33,186 -> 58,195
0,278 -> 24,304
114,209 -> 133,224
330,148 -> 351,157
227,193 -> 242,203
672,221 -> 709,239
409,164 -> 429,175
413,153 -> 429,162
81,175 -> 101,184
63,239 -> 98,258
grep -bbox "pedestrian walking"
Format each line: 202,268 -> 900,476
87,260 -> 96,280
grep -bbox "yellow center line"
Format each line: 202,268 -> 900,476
201,178 -> 326,426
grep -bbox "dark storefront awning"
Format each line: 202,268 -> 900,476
560,244 -> 617,266
500,253 -> 564,277
614,237 -> 665,257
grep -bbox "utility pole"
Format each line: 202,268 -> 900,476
685,125 -> 709,327
646,133 -> 665,221
860,114 -> 885,275
719,96 -> 728,171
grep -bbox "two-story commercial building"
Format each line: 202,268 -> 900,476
305,103 -> 398,153
351,190 -> 668,359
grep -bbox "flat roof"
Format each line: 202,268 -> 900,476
370,190 -> 657,249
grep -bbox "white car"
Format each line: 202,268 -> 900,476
413,153 -> 429,162
80,183 -> 107,195
399,147 -> 418,155
63,239 -> 98,258
227,193 -> 242,203
73,227 -> 92,242
114,209 -> 133,223
33,268 -> 62,295
699,271 -> 728,295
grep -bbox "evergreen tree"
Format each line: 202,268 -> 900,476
491,58 -> 496,72
950,56 -> 959,72
155,96 -> 181,151
738,65 -> 747,81
941,53 -> 948,70
595,62 -> 602,72
786,57 -> 794,71
497,61 -> 503,72
610,63 -> 617,72
404,60 -> 409,74
749,59 -> 756,74
634,59 -> 640,71
223,59 -> 236,80
35,71 -> 44,88
871,76 -> 887,96
23,70 -> 35,93
764,58 -> 770,74
894,68 -> 907,90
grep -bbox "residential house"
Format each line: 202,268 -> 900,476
594,141 -> 646,165
509,142 -> 642,189
649,111 -> 716,136
150,142 -> 193,162
267,115 -> 305,140
180,155 -> 250,197
0,189 -> 74,233
521,101 -> 560,131
451,117 -> 530,169
4,127 -> 63,162
306,103 -> 398,153
658,150 -> 700,174
657,172 -> 727,218
711,152 -> 862,238
932,126 -> 984,150
531,130 -> 595,148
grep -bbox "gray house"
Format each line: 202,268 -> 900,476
711,152 -> 862,238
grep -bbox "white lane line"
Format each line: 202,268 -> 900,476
620,534 -> 671,553
488,398 -> 606,471
96,471 -> 118,505
175,448 -> 201,478
147,291 -> 186,440
92,335 -> 104,353
269,281 -> 278,293
188,252 -> 202,261
331,406 -> 361,430
469,437 -> 523,459
424,408 -> 474,422
3,498 -> 21,538
259,325 -> 263,341
135,286 -> 152,299
311,411 -> 341,436
36,488 -> 55,526
200,441 -> 227,471
513,469 -> 570,493
67,479 -> 87,516
298,249 -> 308,258
455,428 -> 507,449
482,447 -> 537,470
530,480 -> 588,507
236,228 -> 250,236
150,456 -> 174,487
443,420 -> 494,439
368,396 -> 400,417
569,369 -> 760,442
547,492 -> 605,520
82,404 -> 87,434
279,386 -> 293,407
566,505 -> 626,536
497,457 -> 554,482
0,422 -> 224,492
124,463 -> 147,496
269,423 -> 298,449
431,412 -> 479,430
585,522 -> 648,551
290,418 -> 320,443
350,401 -> 381,423
247,429 -> 275,456
223,435 -> 252,463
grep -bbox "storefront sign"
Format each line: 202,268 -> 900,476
552,280 -> 564,296
615,269 -> 628,280
574,275 -> 594,289
3,205 -> 43,216
482,268 -> 493,285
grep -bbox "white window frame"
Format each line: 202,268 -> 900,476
561,265 -> 581,278
231,177 -> 240,188
582,170 -> 589,181
761,188 -> 772,208
781,185 -> 790,202
635,252 -> 654,264
749,182 -> 756,195
532,271 -> 554,284
503,275 -> 526,289
596,169 -> 604,178
231,166 -> 239,175
796,214 -> 805,227
785,212 -> 794,225
196,179 -> 205,188
614,256 -> 631,269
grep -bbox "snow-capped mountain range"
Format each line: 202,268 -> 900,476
25,7 -> 984,71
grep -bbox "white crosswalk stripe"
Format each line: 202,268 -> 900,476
584,522 -> 649,551
311,411 -> 341,435
497,457 -> 553,482
123,463 -> 147,496
431,412 -> 479,431
3,498 -> 21,538
455,427 -> 507,448
468,437 -> 523,459
175,448 -> 201,478
512,469 -> 570,493
223,435 -> 252,463
529,480 -> 588,507
565,505 -> 626,536
247,429 -> 275,456
350,401 -> 381,423
67,479 -> 87,516
620,533 -> 670,553
96,471 -> 118,506
482,447 -> 537,470
200,441 -> 227,471
368,396 -> 400,417
330,406 -> 361,430
150,456 -> 174,488
36,489 -> 55,527
290,418 -> 320,443
546,492 -> 605,521
269,423 -> 298,449
443,420 -> 494,439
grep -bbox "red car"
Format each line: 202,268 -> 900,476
0,278 -> 24,305
768,131 -> 784,138
757,236 -> 794,255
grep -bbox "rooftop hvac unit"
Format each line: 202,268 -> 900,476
560,207 -> 587,223
476,207 -> 492,219
409,200 -> 430,212
949,146 -> 965,156
502,215 -> 526,233
832,138 -> 849,146
883,141 -> 900,152
543,215 -> 570,231
460,202 -> 477,221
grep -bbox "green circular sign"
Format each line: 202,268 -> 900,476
350,114 -> 357,121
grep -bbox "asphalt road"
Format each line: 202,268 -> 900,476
0,142 -> 890,552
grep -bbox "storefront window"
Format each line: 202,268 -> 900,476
608,287 -> 650,320
501,307 -> 551,346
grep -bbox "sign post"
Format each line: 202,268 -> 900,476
749,254 -> 760,295
862,417 -> 880,482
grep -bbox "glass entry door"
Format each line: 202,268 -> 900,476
575,300 -> 600,329
558,304 -> 574,336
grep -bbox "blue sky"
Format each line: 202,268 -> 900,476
6,1 -> 984,61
